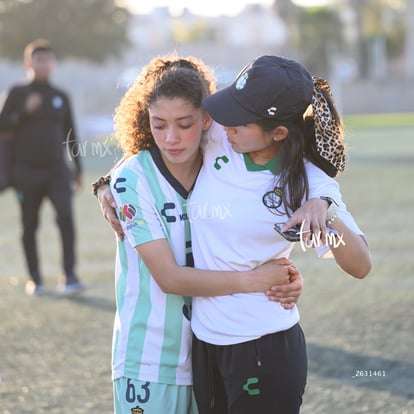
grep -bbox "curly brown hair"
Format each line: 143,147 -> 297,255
114,54 -> 217,157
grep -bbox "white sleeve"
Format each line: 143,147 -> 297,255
305,161 -> 364,258
110,159 -> 165,248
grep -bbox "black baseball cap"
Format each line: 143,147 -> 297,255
204,55 -> 313,126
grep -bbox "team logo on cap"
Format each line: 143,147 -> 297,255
267,106 -> 277,116
235,73 -> 248,90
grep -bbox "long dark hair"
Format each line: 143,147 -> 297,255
256,117 -> 309,216
255,87 -> 342,215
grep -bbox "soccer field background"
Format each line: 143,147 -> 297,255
0,117 -> 413,413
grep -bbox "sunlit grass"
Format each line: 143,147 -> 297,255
0,120 -> 413,413
344,112 -> 414,128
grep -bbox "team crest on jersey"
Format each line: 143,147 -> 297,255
131,406 -> 144,414
262,187 -> 283,215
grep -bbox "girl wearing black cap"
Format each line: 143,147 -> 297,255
93,54 -> 303,414
188,55 -> 371,413
94,54 -> 370,413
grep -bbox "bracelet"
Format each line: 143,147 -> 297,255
320,196 -> 338,226
91,175 -> 111,197
326,207 -> 337,226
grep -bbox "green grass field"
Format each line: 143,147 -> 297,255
0,119 -> 413,413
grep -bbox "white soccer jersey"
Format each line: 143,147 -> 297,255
110,147 -> 193,385
188,122 -> 363,345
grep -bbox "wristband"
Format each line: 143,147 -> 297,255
91,175 -> 111,197
320,196 -> 338,226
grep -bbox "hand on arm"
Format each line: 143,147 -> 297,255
136,239 -> 301,301
97,184 -> 125,240
265,265 -> 303,310
282,198 -> 371,279
281,198 -> 329,243
93,159 -> 127,238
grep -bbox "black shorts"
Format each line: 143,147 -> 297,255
192,323 -> 307,414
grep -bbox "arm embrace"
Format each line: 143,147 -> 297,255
96,183 -> 303,307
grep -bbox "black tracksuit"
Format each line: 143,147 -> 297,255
0,79 -> 81,285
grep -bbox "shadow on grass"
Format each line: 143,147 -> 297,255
63,293 -> 116,312
308,342 -> 414,399
36,290 -> 116,313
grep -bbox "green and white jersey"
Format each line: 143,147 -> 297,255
110,147 -> 193,385
189,122 -> 363,346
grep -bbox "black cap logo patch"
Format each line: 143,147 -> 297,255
235,73 -> 248,90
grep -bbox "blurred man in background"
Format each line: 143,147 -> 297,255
0,38 -> 85,296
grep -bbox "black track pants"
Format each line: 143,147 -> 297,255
14,163 -> 76,284
192,323 -> 307,414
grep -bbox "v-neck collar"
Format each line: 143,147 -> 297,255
149,146 -> 197,199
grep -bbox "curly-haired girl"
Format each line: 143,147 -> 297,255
102,54 -> 302,414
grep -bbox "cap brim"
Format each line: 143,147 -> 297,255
203,86 -> 260,126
